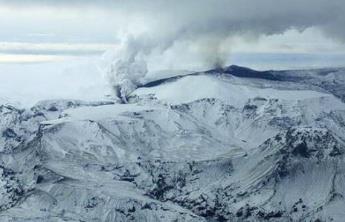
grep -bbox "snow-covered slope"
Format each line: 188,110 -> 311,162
1,66 -> 345,221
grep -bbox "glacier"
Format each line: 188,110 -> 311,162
1,66 -> 345,221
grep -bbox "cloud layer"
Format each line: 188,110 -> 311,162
1,0 -> 345,69
2,0 -> 344,39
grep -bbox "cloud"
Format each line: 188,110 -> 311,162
0,42 -> 115,56
1,0 -> 345,69
1,0 -> 344,39
47,0 -> 345,62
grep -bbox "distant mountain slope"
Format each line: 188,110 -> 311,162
141,65 -> 345,102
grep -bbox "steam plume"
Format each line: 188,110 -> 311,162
97,0 -> 345,100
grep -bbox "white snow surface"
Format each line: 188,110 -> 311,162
134,74 -> 336,107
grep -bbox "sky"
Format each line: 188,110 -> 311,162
0,0 -> 344,68
1,0 -> 345,106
